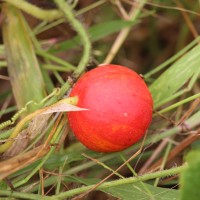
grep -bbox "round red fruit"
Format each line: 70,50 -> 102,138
67,64 -> 153,152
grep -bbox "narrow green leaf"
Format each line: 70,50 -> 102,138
2,4 -> 46,112
149,44 -> 200,108
180,150 -> 200,200
48,20 -> 137,53
103,182 -> 179,200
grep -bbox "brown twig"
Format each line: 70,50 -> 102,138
139,139 -> 168,174
39,169 -> 45,195
0,145 -> 50,180
173,0 -> 199,39
104,0 -> 145,64
176,98 -> 200,126
123,0 -> 200,17
146,129 -> 200,173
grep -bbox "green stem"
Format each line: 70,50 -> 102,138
53,71 -> 65,85
154,141 -> 173,186
76,0 -> 106,16
4,165 -> 186,199
52,165 -> 187,199
157,92 -> 200,114
42,64 -> 74,72
0,190 -> 52,200
36,51 -> 76,71
54,0 -> 91,79
5,0 -> 62,21
119,153 -> 155,200
43,0 -> 91,107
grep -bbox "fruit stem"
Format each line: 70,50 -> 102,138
59,96 -> 78,106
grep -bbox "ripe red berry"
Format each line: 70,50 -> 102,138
67,64 -> 153,152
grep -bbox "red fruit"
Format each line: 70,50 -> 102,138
67,64 -> 153,152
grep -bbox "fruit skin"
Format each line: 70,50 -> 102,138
67,64 -> 153,152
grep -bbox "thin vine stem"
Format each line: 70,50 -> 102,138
119,153 -> 155,200
0,165 -> 187,199
0,190 -> 52,200
5,0 -> 62,21
54,0 -> 91,78
52,164 -> 187,199
43,0 -> 91,107
5,0 -> 106,22
157,92 -> 200,114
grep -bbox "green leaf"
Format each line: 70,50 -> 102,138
149,44 -> 200,108
102,182 -> 179,200
48,20 -> 137,53
180,150 -> 200,200
68,176 -> 179,200
43,151 -> 85,170
2,4 -> 46,112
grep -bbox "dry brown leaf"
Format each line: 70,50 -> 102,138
0,145 -> 50,180
41,102 -> 89,114
3,114 -> 52,158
